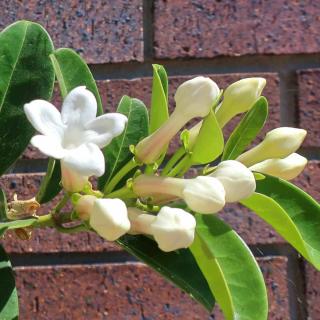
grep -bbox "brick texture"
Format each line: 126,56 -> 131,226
15,257 -> 289,320
154,0 -> 320,59
297,69 -> 320,147
305,263 -> 320,319
0,0 -> 143,63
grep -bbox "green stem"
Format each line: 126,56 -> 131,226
106,186 -> 136,199
54,193 -> 70,213
104,158 -> 139,194
167,155 -> 191,177
161,147 -> 186,176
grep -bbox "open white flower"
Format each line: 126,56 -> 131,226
24,86 -> 127,191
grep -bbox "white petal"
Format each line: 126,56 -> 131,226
31,135 -> 66,159
62,143 -> 105,177
84,113 -> 128,148
24,100 -> 64,139
61,86 -> 97,126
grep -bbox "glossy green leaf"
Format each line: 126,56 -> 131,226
149,64 -> 168,133
190,215 -> 268,320
98,96 -> 149,190
0,20 -> 55,175
0,244 -> 18,320
222,97 -> 268,160
38,48 -> 103,203
0,218 -> 38,234
0,189 -> 8,222
191,110 -> 224,164
242,175 -> 320,269
49,48 -> 102,113
118,234 -> 215,311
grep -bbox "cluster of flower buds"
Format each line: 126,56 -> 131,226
236,127 -> 307,180
23,71 -> 308,253
133,160 -> 255,212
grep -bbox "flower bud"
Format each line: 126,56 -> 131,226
89,198 -> 130,241
150,206 -> 196,252
215,78 -> 266,128
127,207 -> 155,235
135,77 -> 220,164
210,160 -> 256,202
182,176 -> 226,214
174,76 -> 220,119
61,161 -> 88,192
249,153 -> 307,180
236,127 -> 307,167
75,195 -> 97,220
133,174 -> 226,214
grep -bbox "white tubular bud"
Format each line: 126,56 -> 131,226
174,76 -> 220,119
150,206 -> 196,252
182,176 -> 226,214
135,77 -> 220,164
75,195 -> 97,220
89,199 -> 130,241
210,160 -> 256,202
61,161 -> 88,192
249,153 -> 307,180
215,77 -> 266,128
127,207 -> 156,235
236,127 -> 307,167
133,174 -> 226,214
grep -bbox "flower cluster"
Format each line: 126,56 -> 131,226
24,76 -> 307,252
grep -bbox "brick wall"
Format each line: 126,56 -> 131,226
1,1 -> 320,319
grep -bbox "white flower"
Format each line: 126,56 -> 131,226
182,176 -> 226,214
89,198 -> 130,241
215,78 -> 266,128
135,77 -> 220,164
133,174 -> 226,214
150,206 -> 196,252
249,153 -> 307,180
236,127 -> 307,167
210,160 -> 256,202
24,86 -> 127,191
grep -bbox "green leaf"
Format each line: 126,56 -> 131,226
191,110 -> 224,164
242,175 -> 320,270
49,48 -> 102,113
118,234 -> 215,311
0,218 -> 38,235
0,244 -> 19,320
190,215 -> 268,320
0,20 -> 55,175
0,189 -> 8,222
98,96 -> 149,190
36,159 -> 61,204
38,48 -> 103,203
222,97 -> 268,161
149,64 -> 169,133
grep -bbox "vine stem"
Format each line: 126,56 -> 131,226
167,155 -> 192,177
106,186 -> 136,199
104,158 -> 139,194
161,147 -> 186,176
54,193 -> 70,213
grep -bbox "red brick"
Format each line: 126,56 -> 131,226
15,257 -> 289,320
22,73 -> 280,159
305,263 -> 320,319
0,0 -> 143,63
297,69 -> 320,147
154,0 -> 320,59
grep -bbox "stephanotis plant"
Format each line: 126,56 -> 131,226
0,20 -> 319,320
